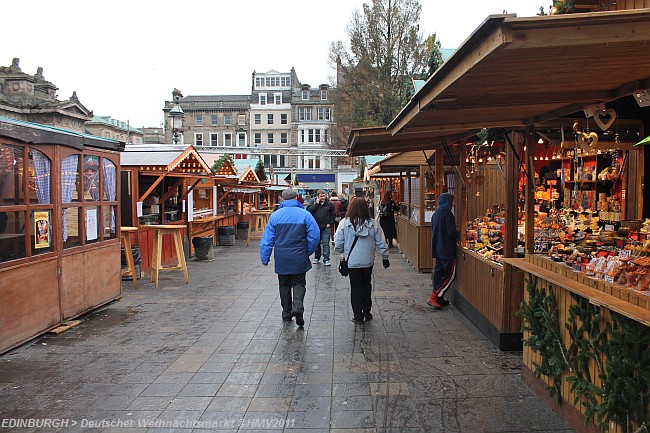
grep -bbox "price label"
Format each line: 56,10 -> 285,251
604,275 -> 615,284
619,249 -> 631,258
605,224 -> 614,231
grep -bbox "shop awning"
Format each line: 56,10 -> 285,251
372,150 -> 436,172
389,10 -> 650,136
348,126 -> 476,157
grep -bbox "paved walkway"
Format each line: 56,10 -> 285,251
0,240 -> 572,433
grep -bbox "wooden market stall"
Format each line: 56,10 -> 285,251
378,9 -> 650,433
0,116 -> 123,354
186,157 -> 239,254
120,145 -> 213,271
371,150 -> 440,272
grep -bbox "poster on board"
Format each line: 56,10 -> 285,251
34,210 -> 51,249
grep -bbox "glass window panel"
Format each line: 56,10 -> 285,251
0,144 -> 25,206
28,148 -> 51,205
102,158 -> 116,202
31,209 -> 53,255
63,206 -> 80,248
85,206 -> 99,244
83,155 -> 100,201
62,154 -> 80,203
103,205 -> 117,239
0,210 -> 26,262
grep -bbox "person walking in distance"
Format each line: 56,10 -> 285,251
379,191 -> 399,247
260,188 -> 320,326
334,197 -> 390,323
427,192 -> 458,309
329,191 -> 342,244
306,189 -> 336,266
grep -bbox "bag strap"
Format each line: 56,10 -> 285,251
346,235 -> 359,261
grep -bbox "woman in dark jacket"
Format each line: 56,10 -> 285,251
427,192 -> 458,309
379,191 -> 398,247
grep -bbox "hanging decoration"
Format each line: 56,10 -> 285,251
593,108 -> 617,131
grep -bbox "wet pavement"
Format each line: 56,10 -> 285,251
0,240 -> 573,433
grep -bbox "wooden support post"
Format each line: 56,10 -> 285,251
459,142 -> 467,245
525,126 -> 536,255
505,132 -> 520,259
435,149 -> 444,198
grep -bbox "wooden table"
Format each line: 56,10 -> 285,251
120,226 -> 138,289
149,225 -> 189,289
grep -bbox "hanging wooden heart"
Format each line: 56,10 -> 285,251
579,132 -> 599,149
593,109 -> 616,131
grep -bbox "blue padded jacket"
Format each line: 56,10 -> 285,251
260,200 -> 320,275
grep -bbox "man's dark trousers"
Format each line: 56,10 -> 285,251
278,273 -> 307,320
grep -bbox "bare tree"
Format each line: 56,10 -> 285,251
329,0 -> 430,146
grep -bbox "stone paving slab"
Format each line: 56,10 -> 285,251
0,240 -> 573,432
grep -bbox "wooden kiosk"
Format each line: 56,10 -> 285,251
371,10 -> 650,433
370,150 -> 440,272
120,145 -> 213,272
0,117 -> 123,354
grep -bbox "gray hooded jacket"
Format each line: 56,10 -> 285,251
334,218 -> 388,268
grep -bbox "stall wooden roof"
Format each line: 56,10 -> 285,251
372,150 -> 436,172
348,126 -> 476,157
121,145 -> 212,176
389,10 -> 650,137
238,166 -> 261,183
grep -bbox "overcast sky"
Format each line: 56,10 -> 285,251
2,0 -> 545,128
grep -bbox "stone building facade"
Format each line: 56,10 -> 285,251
0,58 -> 93,133
162,68 -> 348,190
85,115 -> 143,144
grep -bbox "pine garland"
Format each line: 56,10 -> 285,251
517,277 -> 570,403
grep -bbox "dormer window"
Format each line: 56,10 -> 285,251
301,89 -> 309,100
320,89 -> 328,100
259,93 -> 267,105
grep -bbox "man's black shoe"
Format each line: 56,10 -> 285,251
295,312 -> 305,327
283,317 -> 292,322
351,316 -> 364,324
363,312 -> 373,320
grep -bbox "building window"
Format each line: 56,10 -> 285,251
300,128 -> 324,144
274,93 -> 282,105
323,129 -> 329,144
195,133 -> 203,146
210,133 -> 218,146
224,132 -> 232,146
254,133 -> 261,145
299,107 -> 312,121
279,155 -> 286,167
281,132 -> 288,144
267,114 -> 273,124
267,133 -> 274,144
238,114 -> 245,126
302,156 -> 321,169
195,115 -> 203,126
224,114 -> 231,125
237,132 -> 247,147
318,107 -> 331,121
281,76 -> 291,87
320,89 -> 328,100
259,93 -> 267,105
254,114 -> 261,125
302,89 -> 309,100
281,113 -> 287,124
211,115 -> 218,125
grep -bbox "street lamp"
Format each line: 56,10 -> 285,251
169,89 -> 185,144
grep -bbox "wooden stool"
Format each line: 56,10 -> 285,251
150,225 -> 189,288
247,212 -> 267,246
120,226 -> 138,289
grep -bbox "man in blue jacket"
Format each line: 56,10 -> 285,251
260,188 -> 320,326
427,192 -> 459,309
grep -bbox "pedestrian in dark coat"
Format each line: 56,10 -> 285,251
379,191 -> 398,247
306,189 -> 336,266
427,192 -> 458,309
260,188 -> 320,326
